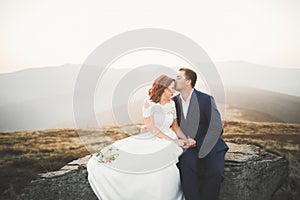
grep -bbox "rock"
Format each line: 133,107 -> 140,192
219,143 -> 288,200
16,156 -> 97,200
17,142 -> 288,200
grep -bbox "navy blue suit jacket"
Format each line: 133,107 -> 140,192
173,89 -> 228,159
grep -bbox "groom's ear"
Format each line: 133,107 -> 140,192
186,79 -> 192,86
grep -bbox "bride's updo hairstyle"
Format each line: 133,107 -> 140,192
148,75 -> 175,103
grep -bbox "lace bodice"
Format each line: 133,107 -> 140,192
142,97 -> 177,139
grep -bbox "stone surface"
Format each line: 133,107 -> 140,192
220,143 -> 288,200
17,142 -> 288,200
16,155 -> 97,200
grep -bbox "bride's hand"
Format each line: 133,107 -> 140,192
182,138 -> 196,148
140,126 -> 148,133
141,119 -> 156,134
173,139 -> 186,147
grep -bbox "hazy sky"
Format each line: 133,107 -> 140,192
0,0 -> 299,73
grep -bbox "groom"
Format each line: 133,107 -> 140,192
173,68 -> 229,200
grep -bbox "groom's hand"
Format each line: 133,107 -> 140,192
188,138 -> 196,148
182,138 -> 196,148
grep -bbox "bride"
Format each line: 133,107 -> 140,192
87,75 -> 196,200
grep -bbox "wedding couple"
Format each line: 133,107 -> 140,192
87,68 -> 229,200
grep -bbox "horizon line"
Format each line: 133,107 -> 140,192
1,60 -> 300,75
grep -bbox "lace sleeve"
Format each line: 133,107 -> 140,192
171,100 -> 177,119
142,98 -> 152,118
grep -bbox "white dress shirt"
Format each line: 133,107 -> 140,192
179,89 -> 194,119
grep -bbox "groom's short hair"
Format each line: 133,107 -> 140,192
179,68 -> 197,88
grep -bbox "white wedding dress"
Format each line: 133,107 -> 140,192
87,97 -> 185,200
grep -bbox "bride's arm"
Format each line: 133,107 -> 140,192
171,119 -> 196,147
141,99 -> 184,146
143,117 -> 185,147
171,119 -> 187,140
143,117 -> 174,141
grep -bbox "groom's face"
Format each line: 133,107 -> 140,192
175,71 -> 189,91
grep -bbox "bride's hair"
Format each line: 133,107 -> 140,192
148,75 -> 175,103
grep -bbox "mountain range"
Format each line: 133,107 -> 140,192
0,61 -> 299,132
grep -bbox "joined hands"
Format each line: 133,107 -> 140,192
174,138 -> 196,148
140,124 -> 196,148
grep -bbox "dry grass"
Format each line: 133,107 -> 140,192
0,121 -> 299,198
0,129 -> 89,197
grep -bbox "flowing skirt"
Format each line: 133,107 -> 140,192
87,133 -> 185,200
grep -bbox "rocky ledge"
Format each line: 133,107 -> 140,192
17,142 -> 288,200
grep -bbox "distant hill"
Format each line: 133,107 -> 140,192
224,86 -> 300,124
215,61 -> 300,97
0,62 -> 299,132
225,105 -> 284,123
